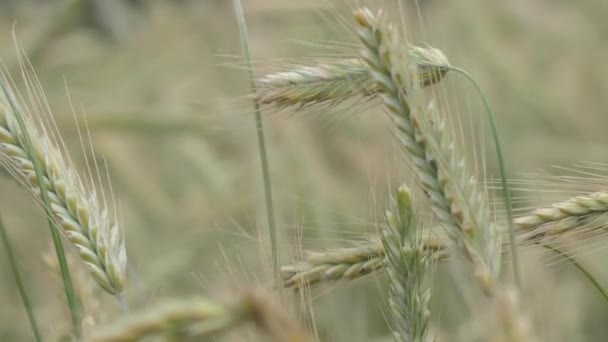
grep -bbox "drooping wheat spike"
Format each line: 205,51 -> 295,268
381,185 -> 431,342
90,290 -> 312,342
281,235 -> 446,288
256,46 -> 448,110
353,7 -> 501,293
0,77 -> 126,295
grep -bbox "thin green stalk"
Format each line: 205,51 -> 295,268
544,245 -> 608,304
0,215 -> 43,342
1,82 -> 82,337
232,0 -> 280,278
447,66 -> 522,291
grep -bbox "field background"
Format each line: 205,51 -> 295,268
1,0 -> 607,340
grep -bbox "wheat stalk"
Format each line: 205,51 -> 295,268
256,46 -> 448,110
0,77 -> 126,295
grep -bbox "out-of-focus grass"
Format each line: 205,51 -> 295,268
0,1 -> 607,340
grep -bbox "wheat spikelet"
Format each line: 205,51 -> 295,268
382,185 -> 431,342
90,290 -> 312,342
0,75 -> 126,295
256,46 -> 448,110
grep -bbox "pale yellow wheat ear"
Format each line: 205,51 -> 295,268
280,234 -> 447,288
90,289 -> 312,342
0,53 -> 127,295
255,46 -> 448,111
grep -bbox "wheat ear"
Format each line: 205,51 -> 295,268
90,298 -> 245,341
90,290 -> 311,342
256,46 -> 448,110
382,185 -> 431,342
281,235 -> 446,288
355,9 -> 535,339
0,78 -> 126,295
353,7 -> 502,293
515,191 -> 608,233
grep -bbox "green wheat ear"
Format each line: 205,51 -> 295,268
382,185 -> 431,342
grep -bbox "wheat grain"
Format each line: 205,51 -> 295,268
0,77 -> 126,295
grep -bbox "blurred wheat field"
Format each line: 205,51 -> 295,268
1,0 -> 608,341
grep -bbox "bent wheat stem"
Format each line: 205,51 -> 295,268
448,66 -> 521,290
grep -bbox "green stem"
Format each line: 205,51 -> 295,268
1,82 -> 82,337
544,245 -> 608,303
0,215 -> 43,342
447,67 -> 522,291
232,0 -> 280,279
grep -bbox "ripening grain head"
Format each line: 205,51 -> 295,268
0,61 -> 127,295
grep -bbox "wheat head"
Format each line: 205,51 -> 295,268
90,290 -> 311,342
0,77 -> 126,295
382,185 -> 431,342
256,46 -> 448,110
